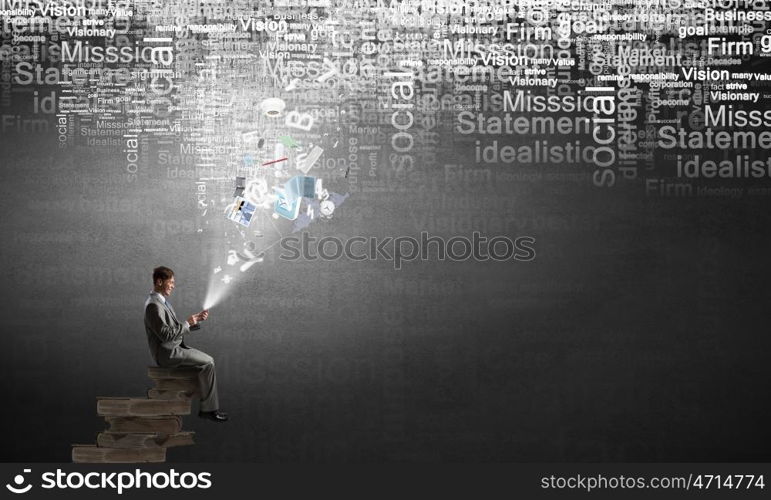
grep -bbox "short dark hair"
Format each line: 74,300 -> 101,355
153,266 -> 174,284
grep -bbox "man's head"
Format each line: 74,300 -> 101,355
152,266 -> 175,297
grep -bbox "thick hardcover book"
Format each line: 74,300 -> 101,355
105,416 -> 183,434
96,431 -> 195,449
152,378 -> 199,393
97,397 -> 191,416
147,389 -> 194,400
71,444 -> 166,463
147,366 -> 200,380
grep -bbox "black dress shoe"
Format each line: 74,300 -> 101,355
198,410 -> 229,422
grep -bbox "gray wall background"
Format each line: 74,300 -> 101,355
2,119 -> 771,462
2,0 -> 771,463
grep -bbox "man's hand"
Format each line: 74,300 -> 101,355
186,310 -> 208,327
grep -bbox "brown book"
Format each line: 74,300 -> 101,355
152,378 -> 199,393
105,416 -> 183,434
147,389 -> 194,401
72,444 -> 165,463
97,397 -> 190,417
96,431 -> 195,449
147,366 -> 199,380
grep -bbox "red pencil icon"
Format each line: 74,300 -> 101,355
262,157 -> 288,166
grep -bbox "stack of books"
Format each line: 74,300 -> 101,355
72,367 -> 200,463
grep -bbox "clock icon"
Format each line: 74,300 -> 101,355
320,200 -> 335,217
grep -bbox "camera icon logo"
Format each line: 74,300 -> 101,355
5,469 -> 32,494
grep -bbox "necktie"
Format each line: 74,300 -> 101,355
165,299 -> 178,321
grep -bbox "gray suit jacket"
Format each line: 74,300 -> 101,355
144,292 -> 200,366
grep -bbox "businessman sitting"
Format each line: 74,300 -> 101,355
144,266 -> 228,422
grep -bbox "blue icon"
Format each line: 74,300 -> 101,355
226,196 -> 257,227
274,187 -> 302,220
273,176 -> 316,220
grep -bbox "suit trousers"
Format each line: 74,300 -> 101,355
162,346 -> 220,412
